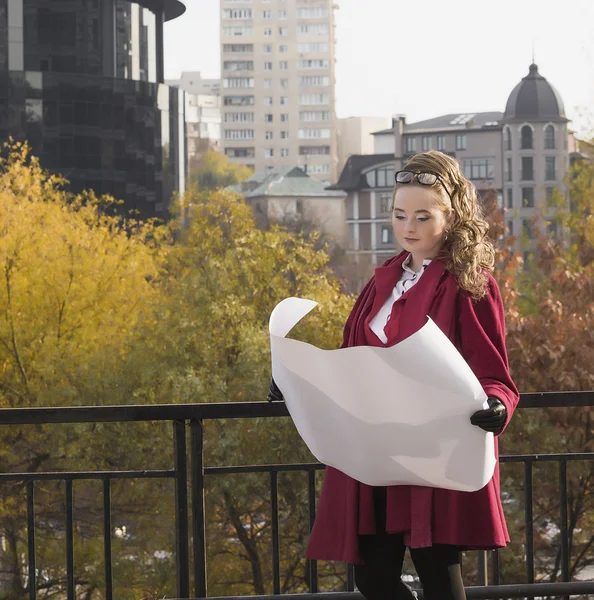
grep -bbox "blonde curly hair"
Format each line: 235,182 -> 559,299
393,150 -> 495,299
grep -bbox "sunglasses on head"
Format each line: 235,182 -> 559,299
395,170 -> 453,202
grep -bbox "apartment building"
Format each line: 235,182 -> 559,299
329,64 -> 570,266
220,0 -> 338,182
167,71 -> 222,165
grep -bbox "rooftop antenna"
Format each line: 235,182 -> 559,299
532,38 -> 535,64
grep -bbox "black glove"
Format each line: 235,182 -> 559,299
266,377 -> 285,402
470,397 -> 507,434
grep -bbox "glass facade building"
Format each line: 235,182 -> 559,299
0,0 -> 186,220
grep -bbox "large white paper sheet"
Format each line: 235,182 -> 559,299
269,297 -> 496,492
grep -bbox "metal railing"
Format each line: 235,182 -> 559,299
0,391 -> 593,599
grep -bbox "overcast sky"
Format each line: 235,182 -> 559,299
164,0 -> 594,136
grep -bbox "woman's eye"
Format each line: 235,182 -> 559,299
394,215 -> 406,220
417,217 -> 430,222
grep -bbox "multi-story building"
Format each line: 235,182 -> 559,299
167,71 -> 222,166
0,0 -> 188,221
337,116 -> 391,174
329,64 -> 570,266
220,0 -> 338,182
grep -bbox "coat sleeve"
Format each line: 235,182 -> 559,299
456,273 -> 519,435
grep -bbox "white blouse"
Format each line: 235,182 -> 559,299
369,254 -> 432,344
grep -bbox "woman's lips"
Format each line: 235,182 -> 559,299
404,237 -> 419,242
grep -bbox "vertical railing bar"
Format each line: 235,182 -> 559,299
491,548 -> 500,585
524,460 -> 534,584
307,469 -> 318,594
174,420 -> 190,599
346,563 -> 355,591
103,479 -> 113,600
270,470 -> 281,595
477,550 -> 488,586
65,479 -> 75,600
559,459 -> 569,586
26,481 -> 36,600
190,419 -> 207,598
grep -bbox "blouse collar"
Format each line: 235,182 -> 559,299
402,253 -> 432,275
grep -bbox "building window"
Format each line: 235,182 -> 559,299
225,147 -> 256,158
280,148 -> 289,157
422,136 -> 432,151
365,165 -> 395,188
280,131 -> 289,139
299,146 -> 330,155
223,44 -> 254,53
546,186 -> 555,207
299,75 -> 330,87
223,77 -> 254,88
279,27 -> 288,36
263,45 -> 273,54
506,188 -> 513,209
279,10 -> 287,19
264,28 -> 272,36
224,112 -> 255,123
406,137 -> 417,153
298,23 -> 329,35
302,163 -> 330,175
521,156 -> 534,181
280,96 -> 288,105
435,135 -> 445,151
279,44 -> 288,53
521,125 -> 533,149
506,157 -> 512,182
297,7 -> 329,18
380,192 -> 392,213
521,187 -> 534,208
265,114 -> 273,123
299,110 -> 329,121
504,126 -> 512,151
381,226 -> 393,244
264,148 -> 274,158
222,8 -> 253,20
265,131 -> 273,140
224,129 -> 255,140
264,78 -> 272,88
263,9 -> 272,18
506,220 -> 514,236
455,134 -> 467,150
299,93 -> 329,105
298,59 -> 330,69
544,125 -> 556,149
280,78 -> 288,88
264,96 -> 273,106
522,219 -> 534,239
463,158 -> 494,180
223,61 -> 254,71
264,62 -> 273,70
545,156 -> 556,180
298,42 -> 329,52
224,95 -> 255,106
298,128 -> 331,139
280,61 -> 289,70
280,113 -> 289,122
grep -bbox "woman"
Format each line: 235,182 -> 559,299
269,151 -> 519,600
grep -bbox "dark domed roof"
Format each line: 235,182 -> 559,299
503,64 -> 567,123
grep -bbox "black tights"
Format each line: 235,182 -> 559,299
353,487 -> 467,600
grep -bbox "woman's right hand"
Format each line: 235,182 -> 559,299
266,377 -> 285,402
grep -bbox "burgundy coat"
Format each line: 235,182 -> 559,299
305,252 -> 519,564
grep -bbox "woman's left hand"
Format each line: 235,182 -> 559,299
470,397 -> 507,434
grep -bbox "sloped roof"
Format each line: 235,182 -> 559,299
503,63 -> 567,123
372,112 -> 503,136
326,154 -> 395,191
229,166 -> 346,198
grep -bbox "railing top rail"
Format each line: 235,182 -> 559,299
0,391 -> 591,425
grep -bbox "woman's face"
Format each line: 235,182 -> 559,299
392,185 -> 450,262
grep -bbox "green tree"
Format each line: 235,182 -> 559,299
188,150 -> 252,191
